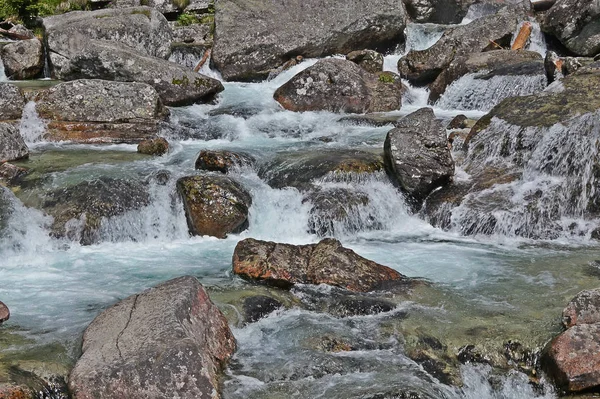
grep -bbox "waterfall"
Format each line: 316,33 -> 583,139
0,57 -> 7,81
20,101 -> 47,144
384,23 -> 446,72
511,20 -> 547,56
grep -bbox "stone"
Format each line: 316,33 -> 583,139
232,237 -> 409,292
176,175 -> 252,238
194,150 -> 255,173
0,38 -> 44,80
69,276 -> 235,399
274,58 -> 404,113
44,7 -> 173,61
562,289 -> 600,328
0,83 -> 25,121
384,108 -> 454,206
34,80 -> 168,144
327,296 -> 396,317
398,8 -> 522,85
447,114 -> 468,129
137,138 -> 169,155
0,301 -> 9,323
542,324 -> 600,393
47,39 -> 223,106
242,295 -> 283,323
212,0 -> 408,81
259,149 -> 384,191
346,49 -> 384,74
0,163 -> 29,186
0,122 -> 28,163
542,0 -> 600,57
41,177 -> 150,245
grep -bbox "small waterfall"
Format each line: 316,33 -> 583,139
0,57 -> 7,81
20,101 -> 47,144
435,73 -> 547,112
511,21 -> 547,56
168,47 -> 204,70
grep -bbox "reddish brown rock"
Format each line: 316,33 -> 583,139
0,301 -> 9,323
562,289 -> 600,328
542,324 -> 600,393
0,384 -> 34,398
232,238 -> 408,292
195,150 -> 255,173
137,137 -> 169,156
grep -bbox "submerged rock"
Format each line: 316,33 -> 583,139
137,137 -> 169,156
0,163 -> 29,186
242,295 -> 283,323
0,301 -> 9,323
274,58 -> 404,113
212,0 -> 407,81
384,108 -> 454,207
34,80 -> 168,143
195,150 -> 255,173
398,9 -> 522,85
41,177 -> 150,245
541,0 -> 600,57
0,38 -> 44,80
69,276 -> 236,399
0,84 -> 25,121
232,237 -> 408,292
562,288 -> 600,328
176,175 -> 252,238
0,122 -> 28,163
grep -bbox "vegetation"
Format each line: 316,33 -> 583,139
0,0 -> 88,25
176,12 -> 197,26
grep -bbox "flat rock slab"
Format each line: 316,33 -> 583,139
232,237 -> 408,292
69,276 -> 236,399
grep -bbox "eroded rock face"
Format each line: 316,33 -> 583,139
232,237 -> 408,292
0,84 -> 25,121
0,122 -> 28,163
195,150 -> 255,173
398,9 -> 522,85
274,59 -> 404,113
562,288 -> 600,328
69,276 -> 236,399
34,80 -> 168,143
0,38 -> 44,80
542,0 -> 600,57
384,108 -> 454,206
177,175 -> 252,238
212,0 -> 407,81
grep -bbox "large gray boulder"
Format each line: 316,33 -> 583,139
384,108 -> 454,206
212,0 -> 408,81
0,122 -> 28,163
562,288 -> 600,328
48,40 -> 223,106
542,0 -> 600,57
398,8 -> 522,85
0,83 -> 25,121
274,58 -> 404,113
69,276 -> 236,399
34,79 -> 169,143
0,38 -> 44,80
44,7 -> 173,62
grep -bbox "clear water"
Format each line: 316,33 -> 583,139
1,23 -> 596,399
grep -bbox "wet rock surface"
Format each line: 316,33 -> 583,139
0,301 -> 9,324
562,288 -> 600,328
274,58 -> 404,113
137,137 -> 169,156
384,108 -> 454,206
212,0 -> 407,81
242,295 -> 283,323
0,84 -> 25,121
232,237 -> 409,292
0,123 -> 29,163
177,174 -> 252,238
0,39 -> 44,80
69,276 -> 236,399
195,150 -> 255,173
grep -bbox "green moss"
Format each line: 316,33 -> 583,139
378,73 -> 396,84
176,12 -> 197,26
172,75 -> 190,86
173,0 -> 190,9
130,8 -> 151,18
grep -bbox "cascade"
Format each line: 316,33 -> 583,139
19,101 -> 47,144
0,57 -> 7,81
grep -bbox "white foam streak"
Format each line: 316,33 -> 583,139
19,101 -> 47,144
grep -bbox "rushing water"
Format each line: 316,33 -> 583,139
1,14 -> 599,399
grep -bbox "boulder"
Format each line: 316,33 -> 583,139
0,83 -> 25,121
429,49 -> 546,104
562,289 -> 600,328
44,7 -> 173,61
47,39 -> 223,106
542,324 -> 600,393
34,80 -> 168,143
0,163 -> 29,186
212,0 -> 408,81
69,276 -> 235,399
242,295 -> 283,323
259,149 -> 384,191
41,177 -> 150,245
274,58 -> 404,113
402,0 -> 478,23
541,0 -> 600,57
0,122 -> 28,163
398,9 -> 522,85
232,237 -> 408,292
195,150 -> 255,173
0,38 -> 44,80
137,137 -> 169,155
346,49 -> 384,74
176,175 -> 252,238
384,107 -> 454,206
0,301 -> 9,323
